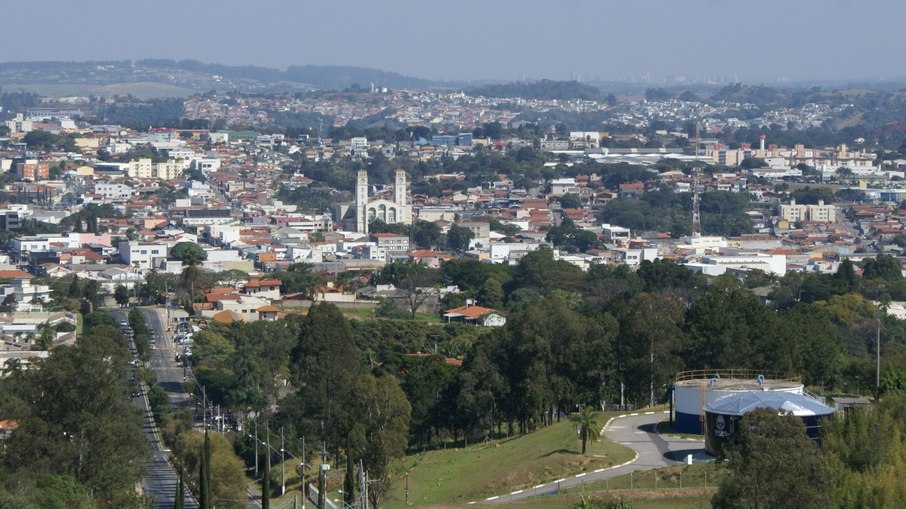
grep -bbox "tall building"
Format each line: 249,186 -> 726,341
355,170 -> 412,234
780,199 -> 836,224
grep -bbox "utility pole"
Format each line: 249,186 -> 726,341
254,416 -> 259,477
300,436 -> 306,509
281,426 -> 286,496
358,459 -> 368,509
318,442 -> 328,509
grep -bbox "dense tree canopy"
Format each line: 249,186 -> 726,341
0,312 -> 148,508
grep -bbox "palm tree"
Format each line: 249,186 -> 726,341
2,357 -> 22,377
37,321 -> 55,350
571,406 -> 601,455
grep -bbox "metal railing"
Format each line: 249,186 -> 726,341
675,369 -> 801,384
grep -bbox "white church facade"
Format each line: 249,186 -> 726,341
356,170 -> 412,234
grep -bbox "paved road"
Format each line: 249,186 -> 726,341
480,411 -> 707,505
142,307 -> 193,412
113,308 -> 198,509
141,307 -> 263,509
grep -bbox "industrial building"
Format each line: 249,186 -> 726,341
703,391 -> 835,455
673,370 -> 807,434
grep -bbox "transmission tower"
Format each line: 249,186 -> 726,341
692,166 -> 702,238
691,120 -> 702,238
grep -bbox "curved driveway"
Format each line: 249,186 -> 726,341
478,411 -> 706,505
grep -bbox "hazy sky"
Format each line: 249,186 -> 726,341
2,0 -> 904,83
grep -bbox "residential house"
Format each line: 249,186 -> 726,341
443,302 -> 506,327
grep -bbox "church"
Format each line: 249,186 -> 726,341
356,170 -> 412,234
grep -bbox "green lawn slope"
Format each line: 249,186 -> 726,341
382,411 -> 634,507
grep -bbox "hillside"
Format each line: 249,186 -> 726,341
0,59 -> 453,97
469,79 -> 603,100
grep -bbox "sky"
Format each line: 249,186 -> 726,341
2,0 -> 904,84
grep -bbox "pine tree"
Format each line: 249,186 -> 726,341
203,429 -> 213,509
344,447 -> 356,506
198,454 -> 208,509
174,464 -> 185,509
68,275 -> 81,298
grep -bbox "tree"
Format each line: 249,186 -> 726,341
174,465 -> 185,509
114,284 -> 130,307
203,430 -> 213,507
67,274 -> 81,298
446,224 -> 475,253
286,303 -> 361,453
862,254 -> 902,282
614,293 -> 685,407
712,408 -> 832,509
171,242 -> 208,266
478,278 -> 504,309
198,442 -> 209,509
571,406 -> 601,454
559,193 -> 582,209
82,279 -> 102,309
348,374 -> 411,509
343,447 -> 356,506
411,220 -> 443,250
261,463 -> 270,509
3,317 -> 149,506
172,429 -> 245,509
273,263 -> 326,299
37,321 -> 55,351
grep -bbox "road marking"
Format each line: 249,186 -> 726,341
533,484 -> 544,489
555,478 -> 565,483
575,473 -> 587,478
645,411 -> 654,415
594,468 -> 606,473
486,496 -> 499,501
630,412 -> 638,416
510,490 -> 523,495
468,502 -> 476,505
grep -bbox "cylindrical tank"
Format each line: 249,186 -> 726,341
673,370 -> 804,434
703,391 -> 835,455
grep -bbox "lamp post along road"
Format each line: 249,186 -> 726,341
281,426 -> 286,496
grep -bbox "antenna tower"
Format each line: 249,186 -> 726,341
691,120 -> 702,238
692,166 -> 702,238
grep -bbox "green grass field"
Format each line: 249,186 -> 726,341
379,412 -> 634,507
487,463 -> 722,509
489,490 -> 714,509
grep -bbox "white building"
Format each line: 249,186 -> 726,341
94,182 -> 135,200
686,253 -> 787,277
355,170 -> 412,234
118,241 -> 168,269
0,278 -> 51,311
602,224 -> 631,244
550,178 -> 580,197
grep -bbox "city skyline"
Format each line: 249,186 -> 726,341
2,0 -> 904,85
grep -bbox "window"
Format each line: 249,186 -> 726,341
140,250 -> 147,255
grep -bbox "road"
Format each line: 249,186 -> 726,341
142,307 -> 193,413
480,411 -> 707,505
113,308 -> 198,509
140,307 -> 263,509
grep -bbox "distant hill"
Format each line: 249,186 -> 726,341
0,60 -> 452,97
468,79 -> 603,100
